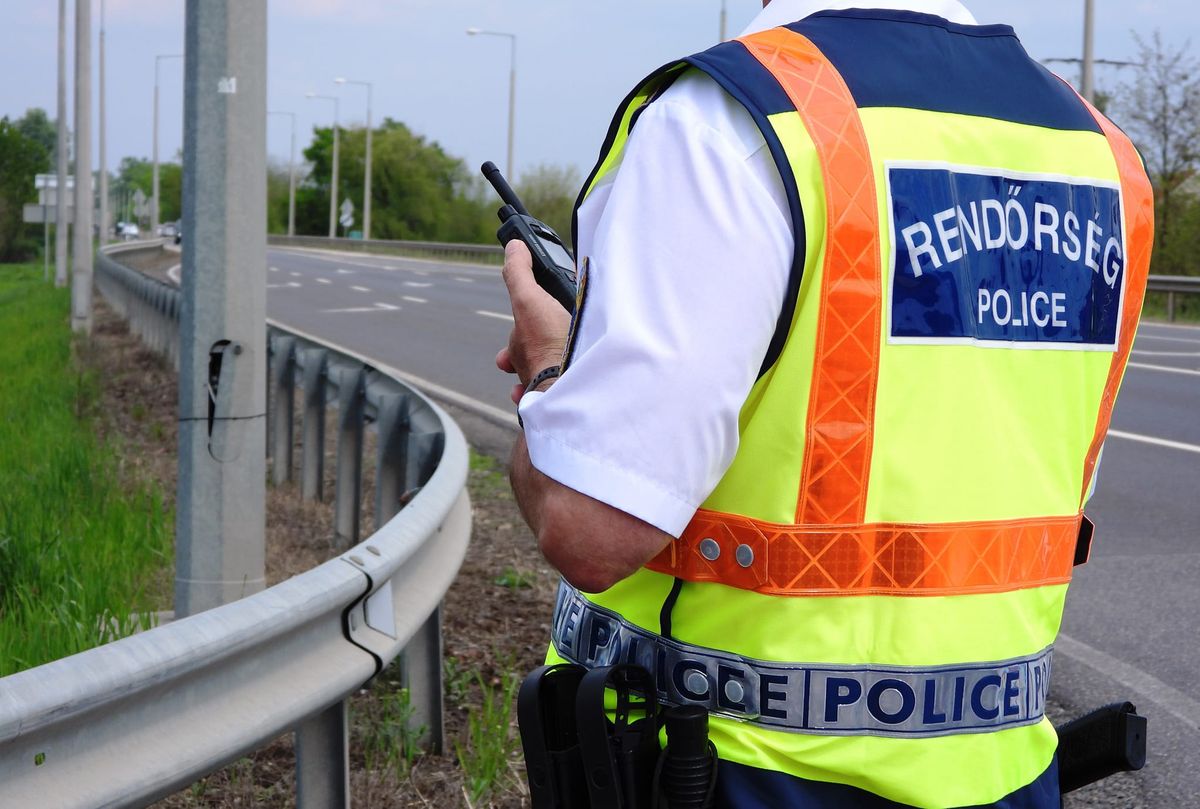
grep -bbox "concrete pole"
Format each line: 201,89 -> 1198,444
1081,0 -> 1096,104
71,0 -> 94,334
55,0 -> 69,288
176,0 -> 267,617
288,116 -> 297,237
720,0 -> 728,41
269,111 -> 298,237
154,54 -> 183,235
331,109 -> 339,238
507,36 -> 516,181
98,0 -> 108,245
153,62 -> 160,233
334,79 -> 372,238
363,85 -> 372,240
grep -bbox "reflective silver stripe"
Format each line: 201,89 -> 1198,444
552,582 -> 1053,739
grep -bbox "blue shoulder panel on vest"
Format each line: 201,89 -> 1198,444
788,10 -> 1102,134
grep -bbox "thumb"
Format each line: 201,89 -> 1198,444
501,240 -> 539,304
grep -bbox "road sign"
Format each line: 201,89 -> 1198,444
133,188 -> 148,218
24,204 -> 74,225
339,197 -> 355,229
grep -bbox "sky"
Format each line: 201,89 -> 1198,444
1,1 -> 1197,186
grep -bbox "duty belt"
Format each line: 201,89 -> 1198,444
552,582 -> 1053,739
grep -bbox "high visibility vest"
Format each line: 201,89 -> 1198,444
550,11 -> 1152,807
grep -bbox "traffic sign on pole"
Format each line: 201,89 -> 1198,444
339,197 -> 354,230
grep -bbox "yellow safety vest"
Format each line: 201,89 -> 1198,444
550,11 -> 1152,807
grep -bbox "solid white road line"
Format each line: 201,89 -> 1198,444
1140,321 -> 1200,332
1131,350 -> 1200,357
1127,362 -> 1200,377
402,296 -> 427,304
351,285 -> 371,293
1108,429 -> 1200,455
1056,633 -> 1200,731
476,310 -> 514,322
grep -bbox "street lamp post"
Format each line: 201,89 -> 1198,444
307,93 -> 340,239
55,0 -> 68,287
268,111 -> 297,237
720,0 -> 728,41
1082,0 -> 1095,104
154,53 -> 183,235
334,78 -> 373,240
99,0 -> 108,245
467,28 -> 517,180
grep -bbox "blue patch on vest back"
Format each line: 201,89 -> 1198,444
887,164 -> 1126,349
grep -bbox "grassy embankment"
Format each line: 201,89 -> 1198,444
0,262 -> 172,677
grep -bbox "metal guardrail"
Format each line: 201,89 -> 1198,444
269,234 -> 504,266
0,241 -> 472,807
1148,274 -> 1200,322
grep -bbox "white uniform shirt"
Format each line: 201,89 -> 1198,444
519,1 -> 978,536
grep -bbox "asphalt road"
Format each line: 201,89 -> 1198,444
264,246 -> 1200,806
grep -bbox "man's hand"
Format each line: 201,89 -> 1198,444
496,240 -> 571,404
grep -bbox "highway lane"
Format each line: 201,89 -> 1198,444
264,246 -> 1199,803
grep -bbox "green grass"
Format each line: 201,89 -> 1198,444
0,263 -> 172,676
455,666 -> 522,806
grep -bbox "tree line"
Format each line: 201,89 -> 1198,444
0,31 -> 1196,273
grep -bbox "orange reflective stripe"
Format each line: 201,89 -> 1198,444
1076,98 -> 1155,506
647,511 -> 1081,597
738,29 -> 883,526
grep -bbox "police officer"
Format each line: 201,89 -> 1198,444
497,1 -> 1153,806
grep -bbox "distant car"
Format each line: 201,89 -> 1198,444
161,222 -> 177,238
120,223 -> 140,241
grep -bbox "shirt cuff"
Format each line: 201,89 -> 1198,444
518,416 -> 700,538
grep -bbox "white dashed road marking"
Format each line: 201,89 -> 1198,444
351,285 -> 371,293
322,302 -> 400,314
455,277 -> 475,283
476,310 -> 514,322
269,266 -> 279,272
316,278 -> 332,285
289,271 -> 302,278
268,282 -> 301,289
404,281 -> 433,288
402,296 -> 427,304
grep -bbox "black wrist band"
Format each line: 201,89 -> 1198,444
524,365 -> 561,396
517,365 -> 561,429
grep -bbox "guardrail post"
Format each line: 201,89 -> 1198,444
295,700 -> 349,809
301,349 -> 328,502
397,396 -> 446,753
403,608 -> 446,754
271,335 -> 296,485
334,367 -> 365,547
374,394 -> 406,526
1167,291 -> 1176,322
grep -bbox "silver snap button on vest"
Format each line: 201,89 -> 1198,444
686,670 -> 710,698
699,538 -> 721,561
724,679 -> 746,705
735,544 -> 754,568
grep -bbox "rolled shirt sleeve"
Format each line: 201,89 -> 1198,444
518,71 -> 793,537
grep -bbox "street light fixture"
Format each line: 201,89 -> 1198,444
268,111 -> 297,237
306,92 -> 340,239
466,27 -> 517,180
153,52 -> 183,235
334,77 -> 374,240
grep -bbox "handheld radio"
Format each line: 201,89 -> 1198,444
481,161 -> 578,314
